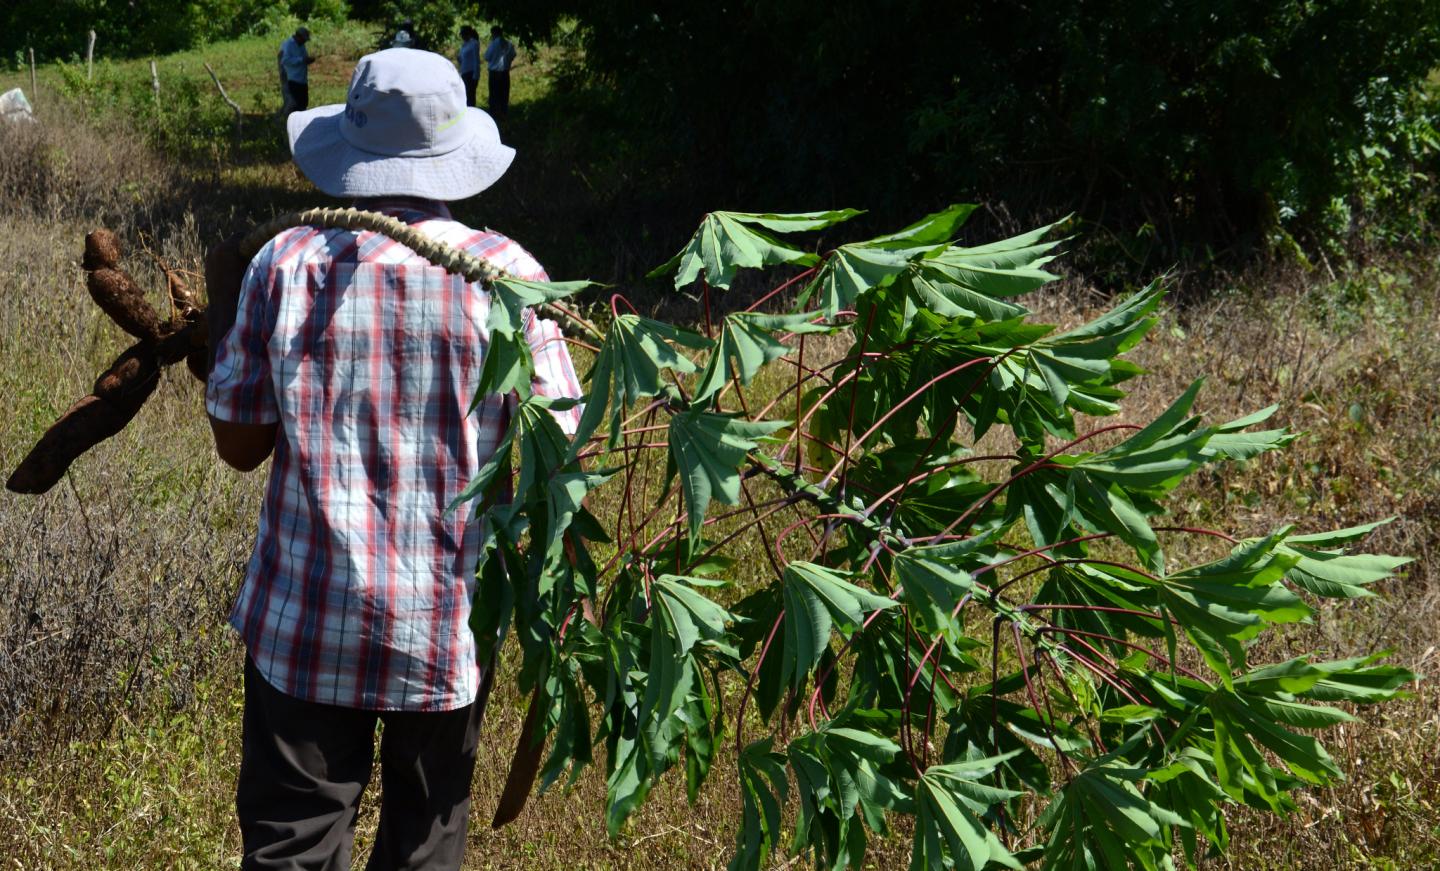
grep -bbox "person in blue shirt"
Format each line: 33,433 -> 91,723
391,18 -> 417,49
457,26 -> 480,108
483,26 -> 517,119
278,27 -> 315,115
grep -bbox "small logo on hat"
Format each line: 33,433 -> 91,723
344,103 -> 368,128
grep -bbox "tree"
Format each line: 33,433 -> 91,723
478,1 -> 1440,272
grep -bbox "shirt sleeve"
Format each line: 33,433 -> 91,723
523,307 -> 584,436
206,251 -> 279,425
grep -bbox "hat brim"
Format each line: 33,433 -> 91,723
286,105 -> 515,201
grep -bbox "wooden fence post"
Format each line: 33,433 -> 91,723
86,30 -> 96,81
149,60 -> 159,104
28,48 -> 36,104
204,62 -> 243,146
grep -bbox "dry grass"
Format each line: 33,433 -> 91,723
2,84 -> 1439,871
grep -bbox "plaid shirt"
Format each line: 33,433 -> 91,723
207,201 -> 582,711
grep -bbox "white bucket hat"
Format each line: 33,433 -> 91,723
286,48 -> 515,201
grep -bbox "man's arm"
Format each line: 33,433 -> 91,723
209,417 -> 278,472
206,238 -> 277,471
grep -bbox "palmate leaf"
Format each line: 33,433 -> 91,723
781,562 -> 897,691
640,575 -> 734,759
1147,748 -> 1230,867
905,264 -> 1031,323
635,596 -> 730,795
911,753 -> 1024,871
1026,382 -> 1296,571
1038,762 -> 1188,871
1232,653 -> 1415,703
651,209 -> 862,290
1208,688 -> 1345,809
693,311 -> 832,405
956,286 -> 1161,446
891,533 -> 997,638
1156,531 -> 1307,684
539,650 -> 596,794
1275,519 -> 1411,599
475,278 -> 594,399
915,217 -> 1066,307
804,204 -> 979,317
1204,404 -> 1296,459
449,394 -> 582,568
729,738 -> 790,871
790,727 -> 908,868
570,314 -> 711,454
667,410 -> 788,544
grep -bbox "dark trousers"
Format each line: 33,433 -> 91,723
236,657 -> 491,871
287,80 -> 310,113
461,73 -> 478,108
487,70 -> 510,118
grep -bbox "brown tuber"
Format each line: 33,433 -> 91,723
82,229 -> 122,271
92,343 -> 160,402
185,347 -> 209,383
5,368 -> 160,494
5,228 -> 219,494
87,266 -> 165,342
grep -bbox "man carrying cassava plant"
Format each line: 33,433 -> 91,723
204,47 -> 582,870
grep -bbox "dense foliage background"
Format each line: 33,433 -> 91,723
1,0 -> 347,61
477,0 -> 1440,276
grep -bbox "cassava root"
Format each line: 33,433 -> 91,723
6,233 -> 204,494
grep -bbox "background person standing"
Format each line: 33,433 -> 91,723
391,18 -> 417,48
457,25 -> 480,108
483,26 -> 516,119
278,27 -> 315,114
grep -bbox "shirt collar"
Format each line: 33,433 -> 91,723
354,197 -> 453,221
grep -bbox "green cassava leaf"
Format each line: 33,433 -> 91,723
653,209 -> 862,290
781,562 -> 897,690
667,410 -> 788,544
1202,404 -> 1296,460
911,755 -> 1024,871
693,311 -> 831,404
729,738 -> 790,871
1039,762 -> 1187,871
570,314 -> 711,455
476,278 -> 595,400
1157,532 -> 1307,683
892,534 -> 999,637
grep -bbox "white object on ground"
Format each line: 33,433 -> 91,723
1,88 -> 35,123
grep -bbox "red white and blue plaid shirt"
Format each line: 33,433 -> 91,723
207,201 -> 582,711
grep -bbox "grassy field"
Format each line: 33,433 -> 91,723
1,30 -> 1439,871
